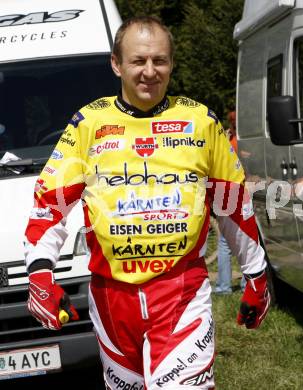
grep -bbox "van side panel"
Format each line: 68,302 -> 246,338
237,7 -> 303,292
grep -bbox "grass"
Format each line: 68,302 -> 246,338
212,291 -> 303,389
206,231 -> 303,390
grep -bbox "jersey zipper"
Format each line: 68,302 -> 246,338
138,288 -> 149,320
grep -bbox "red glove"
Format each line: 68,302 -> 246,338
237,271 -> 270,329
28,270 -> 79,330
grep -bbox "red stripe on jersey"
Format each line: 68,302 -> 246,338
181,197 -> 210,266
207,178 -> 259,243
25,183 -> 85,245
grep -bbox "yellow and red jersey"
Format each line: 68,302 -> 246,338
25,95 -> 266,284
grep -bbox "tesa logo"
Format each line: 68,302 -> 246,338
151,120 -> 193,134
95,125 -> 125,139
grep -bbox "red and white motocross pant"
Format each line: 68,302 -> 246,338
89,258 -> 215,390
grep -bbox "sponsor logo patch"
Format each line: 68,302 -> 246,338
96,161 -> 199,187
122,259 -> 176,274
110,223 -> 187,235
30,207 -> 53,221
112,236 -> 187,259
51,149 -> 63,160
95,125 -> 125,139
43,165 -> 56,175
60,137 -> 75,147
151,120 -> 193,134
175,97 -> 200,107
114,190 -> 189,221
87,98 -> 111,110
162,137 -> 205,148
105,366 -> 143,390
207,108 -> 219,124
69,111 -> 84,128
132,137 -> 158,157
180,357 -> 214,386
89,139 -> 125,156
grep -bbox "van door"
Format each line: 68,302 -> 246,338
264,15 -> 302,280
236,30 -> 267,243
287,31 -> 303,289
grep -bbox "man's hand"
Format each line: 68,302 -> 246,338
237,271 -> 270,329
28,270 -> 79,330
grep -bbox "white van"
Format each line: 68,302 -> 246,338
234,0 -> 303,296
0,0 -> 121,381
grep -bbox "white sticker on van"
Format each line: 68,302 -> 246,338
0,10 -> 83,27
0,0 -> 116,61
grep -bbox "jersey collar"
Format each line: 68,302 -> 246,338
114,93 -> 169,118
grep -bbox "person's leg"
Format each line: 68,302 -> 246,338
89,275 -> 145,390
240,274 -> 247,292
143,259 -> 215,389
215,234 -> 232,294
89,258 -> 214,390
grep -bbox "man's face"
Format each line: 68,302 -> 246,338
111,23 -> 173,111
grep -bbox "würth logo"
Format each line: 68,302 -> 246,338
132,137 -> 158,158
151,120 -> 193,134
95,125 -> 125,139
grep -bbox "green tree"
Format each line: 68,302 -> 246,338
115,0 -> 167,19
172,0 -> 244,117
114,0 -> 244,118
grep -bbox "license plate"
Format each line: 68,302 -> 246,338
0,344 -> 61,379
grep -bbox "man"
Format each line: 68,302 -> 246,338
25,16 -> 270,390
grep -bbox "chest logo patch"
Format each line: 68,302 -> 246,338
151,120 -> 193,134
132,137 -> 158,158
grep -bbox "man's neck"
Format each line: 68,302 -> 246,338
114,93 -> 169,118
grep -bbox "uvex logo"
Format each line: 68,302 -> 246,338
122,259 -> 175,274
151,120 -> 193,134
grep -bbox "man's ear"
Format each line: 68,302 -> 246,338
111,54 -> 121,77
170,61 -> 174,75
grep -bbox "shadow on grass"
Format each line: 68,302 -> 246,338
274,279 -> 303,327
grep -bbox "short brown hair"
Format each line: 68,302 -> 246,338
112,15 -> 174,63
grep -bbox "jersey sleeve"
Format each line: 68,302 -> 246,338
24,111 -> 86,271
206,110 -> 266,275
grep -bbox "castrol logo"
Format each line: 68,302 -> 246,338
89,139 -> 125,156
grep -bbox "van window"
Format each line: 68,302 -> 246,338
237,37 -> 264,138
0,56 -> 120,155
294,38 -> 303,117
267,55 -> 283,100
